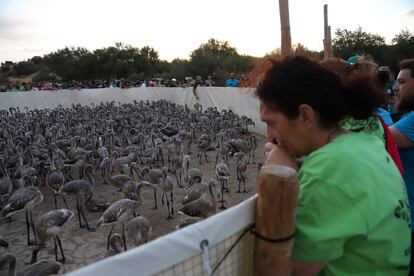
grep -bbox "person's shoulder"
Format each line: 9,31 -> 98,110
306,132 -> 380,164
395,111 -> 414,128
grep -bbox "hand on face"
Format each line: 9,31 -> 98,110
264,142 -> 298,171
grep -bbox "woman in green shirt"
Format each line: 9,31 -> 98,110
257,56 -> 410,276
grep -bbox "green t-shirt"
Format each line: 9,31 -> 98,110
341,116 -> 384,142
293,131 -> 410,276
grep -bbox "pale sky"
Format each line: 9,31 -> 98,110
0,0 -> 413,63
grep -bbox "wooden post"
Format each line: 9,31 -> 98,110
253,165 -> 299,276
323,4 -> 333,59
279,0 -> 292,56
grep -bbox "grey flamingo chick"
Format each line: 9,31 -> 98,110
30,209 -> 74,264
18,260 -> 62,276
0,159 -> 13,209
97,233 -> 123,261
138,167 -> 163,210
247,134 -> 258,164
127,216 -> 151,246
101,157 -> 132,190
86,197 -> 111,212
215,159 -> 230,209
175,214 -> 203,229
234,152 -> 248,193
57,164 -> 95,231
122,180 -> 156,216
170,155 -> 183,187
2,186 -> 43,246
97,198 -> 141,251
46,156 -> 68,209
182,155 -> 203,187
160,168 -> 175,219
183,178 -> 218,205
179,179 -> 218,218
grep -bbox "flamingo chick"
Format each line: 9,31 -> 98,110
31,209 -> 74,264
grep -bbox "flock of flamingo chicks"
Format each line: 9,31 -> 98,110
0,100 -> 263,275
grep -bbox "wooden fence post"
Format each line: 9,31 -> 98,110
253,165 -> 299,276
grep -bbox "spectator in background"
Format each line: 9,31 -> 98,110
205,75 -> 215,86
389,59 -> 414,274
7,83 -> 19,92
170,78 -> 177,87
377,66 -> 396,112
110,80 -> 118,88
192,75 -> 203,100
320,57 -> 405,175
225,73 -> 239,87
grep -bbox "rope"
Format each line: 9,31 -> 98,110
199,224 -> 295,275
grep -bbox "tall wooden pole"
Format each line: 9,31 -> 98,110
253,165 -> 299,275
279,0 -> 292,56
323,4 -> 333,59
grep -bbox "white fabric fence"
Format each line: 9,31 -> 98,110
0,87 -> 266,136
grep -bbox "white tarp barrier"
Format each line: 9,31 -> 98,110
0,87 -> 266,135
68,195 -> 256,276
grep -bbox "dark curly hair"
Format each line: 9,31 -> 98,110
256,56 -> 384,128
399,59 -> 414,79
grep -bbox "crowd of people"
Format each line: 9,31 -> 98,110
258,55 -> 414,275
0,73 -> 253,92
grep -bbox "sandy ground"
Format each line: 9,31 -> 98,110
0,135 -> 266,274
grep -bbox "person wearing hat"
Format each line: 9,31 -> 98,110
170,78 -> 177,87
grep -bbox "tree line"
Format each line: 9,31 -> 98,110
1,28 -> 413,86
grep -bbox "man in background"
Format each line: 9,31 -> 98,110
225,73 -> 239,87
389,58 -> 414,273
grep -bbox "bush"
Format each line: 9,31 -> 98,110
32,69 -> 59,82
12,61 -> 37,76
128,72 -> 146,82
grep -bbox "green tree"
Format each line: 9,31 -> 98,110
43,47 -> 92,80
29,56 -> 43,65
189,38 -> 238,77
392,29 -> 414,45
167,58 -> 190,81
12,61 -> 37,76
333,27 -> 386,59
32,67 -> 59,82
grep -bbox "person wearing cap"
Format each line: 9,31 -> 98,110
170,78 -> 177,87
347,55 -> 361,64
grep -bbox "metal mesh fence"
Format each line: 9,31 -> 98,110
155,226 -> 254,276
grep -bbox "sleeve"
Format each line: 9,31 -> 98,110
292,176 -> 367,262
394,112 -> 414,142
377,108 -> 394,126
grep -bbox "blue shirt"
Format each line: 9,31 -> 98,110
225,78 -> 239,87
394,111 -> 414,231
377,108 -> 393,126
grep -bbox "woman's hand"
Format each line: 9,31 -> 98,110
264,142 -> 298,171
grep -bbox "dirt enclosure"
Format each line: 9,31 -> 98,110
0,136 -> 266,274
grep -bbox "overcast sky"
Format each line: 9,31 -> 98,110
0,0 -> 413,63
